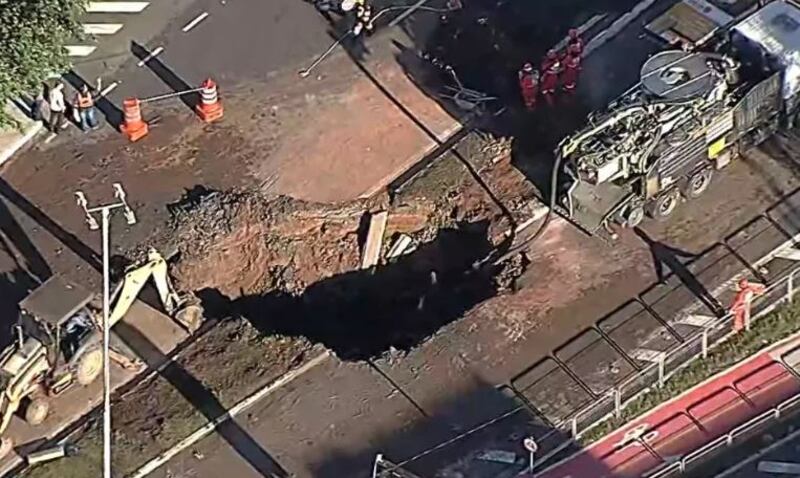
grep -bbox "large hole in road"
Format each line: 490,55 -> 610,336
199,220 -> 499,360
153,187 -> 518,361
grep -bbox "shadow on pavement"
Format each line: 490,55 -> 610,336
130,41 -> 199,111
307,376 -> 606,478
634,227 -> 725,317
0,178 -> 101,272
115,321 -> 289,478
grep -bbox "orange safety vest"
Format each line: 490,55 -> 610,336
76,92 -> 94,109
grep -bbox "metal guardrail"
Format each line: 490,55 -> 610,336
372,265 -> 800,478
533,265 -> 800,476
646,387 -> 800,477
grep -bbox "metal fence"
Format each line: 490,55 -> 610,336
645,388 -> 800,477
528,265 -> 800,473
372,265 -> 800,478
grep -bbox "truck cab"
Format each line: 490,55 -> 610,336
558,0 -> 800,236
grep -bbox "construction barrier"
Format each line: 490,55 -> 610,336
196,78 -> 223,123
121,98 -> 149,142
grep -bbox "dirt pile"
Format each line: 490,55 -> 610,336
159,187 -> 373,298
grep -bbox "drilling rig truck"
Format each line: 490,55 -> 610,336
556,0 -> 800,237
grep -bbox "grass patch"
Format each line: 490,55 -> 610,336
580,298 -> 800,444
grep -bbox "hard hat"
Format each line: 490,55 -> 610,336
569,28 -> 579,38
523,62 -> 533,72
341,0 -> 356,11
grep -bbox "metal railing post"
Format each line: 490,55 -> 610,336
702,329 -> 708,359
788,272 -> 795,303
571,417 -> 578,437
658,352 -> 666,388
614,388 -> 621,418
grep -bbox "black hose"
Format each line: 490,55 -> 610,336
489,150 -> 563,265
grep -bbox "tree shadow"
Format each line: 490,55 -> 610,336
200,220 -> 499,361
0,177 -> 101,272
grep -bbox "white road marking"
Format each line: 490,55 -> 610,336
82,23 -> 124,35
86,1 -> 149,13
674,314 -> 716,328
99,81 -> 119,97
136,46 -> 164,66
630,348 -> 665,363
181,11 -> 209,32
775,247 -> 800,261
66,45 -> 98,57
127,351 -> 330,478
758,461 -> 800,474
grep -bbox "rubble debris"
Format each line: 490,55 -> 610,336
27,444 -> 74,465
386,234 -> 416,260
361,210 -> 388,269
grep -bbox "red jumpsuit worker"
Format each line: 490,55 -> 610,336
730,278 -> 766,332
518,63 -> 540,111
561,52 -> 581,96
540,52 -> 561,107
567,28 -> 584,59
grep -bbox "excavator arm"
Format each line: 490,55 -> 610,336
108,248 -> 203,332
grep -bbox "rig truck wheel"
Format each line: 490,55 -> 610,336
647,189 -> 680,221
76,347 -> 103,386
618,202 -> 645,228
24,397 -> 49,425
682,169 -> 713,199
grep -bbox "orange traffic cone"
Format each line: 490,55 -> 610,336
121,98 -> 149,142
196,78 -> 223,123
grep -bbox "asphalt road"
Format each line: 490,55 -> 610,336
7,1 -> 800,477
61,0 -> 338,129
139,3 -> 800,477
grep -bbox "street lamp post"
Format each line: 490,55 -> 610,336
75,183 -> 136,478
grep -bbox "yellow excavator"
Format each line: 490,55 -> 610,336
0,248 -> 202,457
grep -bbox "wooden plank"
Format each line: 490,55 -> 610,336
361,211 -> 388,269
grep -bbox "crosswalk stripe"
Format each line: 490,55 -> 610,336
86,2 -> 149,13
775,247 -> 800,261
82,23 -> 124,35
66,45 -> 98,57
631,348 -> 665,363
674,314 -> 716,328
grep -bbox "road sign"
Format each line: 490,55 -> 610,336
524,437 -> 538,453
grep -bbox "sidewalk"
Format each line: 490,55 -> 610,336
0,103 -> 42,169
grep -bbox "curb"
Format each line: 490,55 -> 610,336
128,350 -> 331,478
0,108 -> 42,169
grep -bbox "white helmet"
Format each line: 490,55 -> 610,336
341,0 -> 356,11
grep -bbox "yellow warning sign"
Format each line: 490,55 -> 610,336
708,137 -> 726,159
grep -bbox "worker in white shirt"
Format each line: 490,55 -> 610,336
47,83 -> 67,133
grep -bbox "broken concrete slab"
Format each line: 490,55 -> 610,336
361,211 -> 389,269
386,233 -> 415,260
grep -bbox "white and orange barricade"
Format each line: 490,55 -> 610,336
196,78 -> 224,123
121,98 -> 149,142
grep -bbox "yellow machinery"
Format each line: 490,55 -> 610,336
0,248 -> 202,456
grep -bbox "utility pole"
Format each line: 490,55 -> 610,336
75,183 -> 136,478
